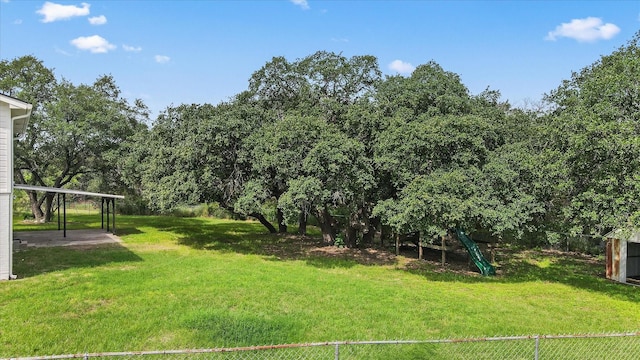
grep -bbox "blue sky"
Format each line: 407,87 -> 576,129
1,0 -> 639,118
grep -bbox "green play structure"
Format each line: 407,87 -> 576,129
454,228 -> 496,276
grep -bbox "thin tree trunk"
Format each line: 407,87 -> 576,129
298,212 -> 307,235
346,208 -> 363,248
381,225 -> 393,248
27,191 -> 45,223
362,217 -> 379,247
315,206 -> 336,245
318,222 -> 335,245
345,225 -> 357,248
44,192 -> 56,222
249,212 -> 277,234
276,208 -> 287,233
347,209 -> 360,248
219,202 -> 277,234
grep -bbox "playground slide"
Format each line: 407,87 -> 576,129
454,228 -> 496,276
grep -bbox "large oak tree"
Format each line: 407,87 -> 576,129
0,56 -> 147,222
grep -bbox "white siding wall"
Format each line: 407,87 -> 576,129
0,103 -> 12,280
0,128 -> 8,193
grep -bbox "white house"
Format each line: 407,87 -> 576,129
0,94 -> 32,280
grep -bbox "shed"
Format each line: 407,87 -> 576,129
0,94 -> 32,280
605,229 -> 640,285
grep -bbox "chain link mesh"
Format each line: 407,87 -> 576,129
6,333 -> 639,360
538,334 -> 640,360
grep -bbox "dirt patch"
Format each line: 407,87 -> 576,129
259,235 -> 398,266
259,235 -> 487,272
307,246 -> 398,266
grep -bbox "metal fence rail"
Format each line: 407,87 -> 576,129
5,332 -> 640,360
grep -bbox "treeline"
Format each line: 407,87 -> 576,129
2,32 -> 639,249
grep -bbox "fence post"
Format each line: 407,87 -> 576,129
534,336 -> 539,360
335,343 -> 340,360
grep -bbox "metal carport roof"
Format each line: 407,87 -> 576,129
13,184 -> 124,238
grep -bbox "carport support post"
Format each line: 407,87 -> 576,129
57,193 -> 60,231
112,199 -> 116,235
63,193 -> 66,238
101,197 -> 104,230
106,198 -> 110,233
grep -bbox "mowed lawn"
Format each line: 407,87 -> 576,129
2,214 -> 640,356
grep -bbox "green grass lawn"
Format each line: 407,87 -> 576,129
2,214 -> 640,357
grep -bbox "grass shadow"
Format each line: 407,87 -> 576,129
157,217 -> 399,269
94,215 -> 640,300
302,246 -> 398,268
403,246 -> 640,302
12,243 -> 143,279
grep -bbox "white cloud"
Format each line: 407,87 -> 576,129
70,35 -> 116,53
545,17 -> 620,42
155,55 -> 170,64
88,15 -> 107,25
290,0 -> 309,10
13,19 -> 23,25
123,44 -> 142,52
37,2 -> 90,23
389,60 -> 415,74
331,37 -> 349,43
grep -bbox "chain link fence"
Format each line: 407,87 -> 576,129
5,332 -> 639,360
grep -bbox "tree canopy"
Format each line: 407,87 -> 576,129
1,56 -> 147,221
544,32 -> 640,238
4,31 -> 639,249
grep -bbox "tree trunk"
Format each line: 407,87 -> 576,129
276,208 -> 287,233
381,225 -> 392,247
44,192 -> 56,222
315,206 -> 336,245
249,212 -> 277,234
362,216 -> 380,247
25,189 -> 58,223
345,208 -> 363,248
220,202 -> 277,234
27,191 -> 45,223
298,212 -> 307,235
318,222 -> 335,245
345,225 -> 357,248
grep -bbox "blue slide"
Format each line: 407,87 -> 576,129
454,229 -> 496,276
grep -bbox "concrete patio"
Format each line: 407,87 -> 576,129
13,229 -> 121,249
